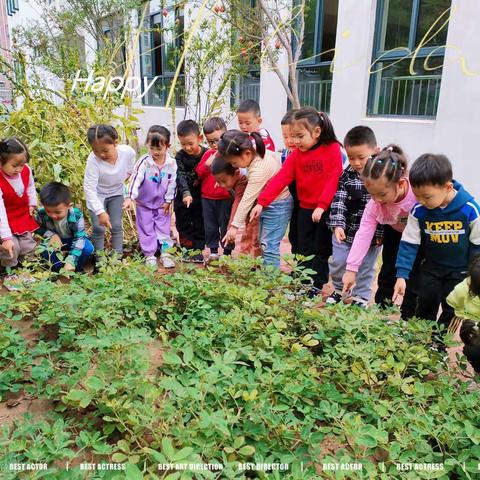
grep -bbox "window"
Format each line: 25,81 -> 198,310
295,0 -> 339,112
139,6 -> 185,107
368,0 -> 451,118
6,0 -> 19,16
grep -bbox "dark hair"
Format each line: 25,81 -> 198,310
409,153 -> 453,188
203,117 -> 227,135
281,109 -> 297,126
217,129 -> 265,160
468,255 -> 480,297
177,119 -> 201,137
40,182 -> 72,207
237,99 -> 261,116
87,124 -> 118,145
362,144 -> 408,184
344,126 -> 377,148
146,125 -> 171,148
0,137 -> 30,164
211,156 -> 238,176
292,108 -> 339,145
460,320 -> 480,347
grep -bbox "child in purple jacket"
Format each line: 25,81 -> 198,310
124,125 -> 177,268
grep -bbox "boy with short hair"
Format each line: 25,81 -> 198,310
394,153 -> 480,329
211,156 -> 261,257
327,126 -> 383,307
237,99 -> 275,152
280,109 -> 299,254
174,119 -> 207,262
195,117 -> 233,261
36,182 -> 94,272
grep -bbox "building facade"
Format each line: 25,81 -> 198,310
5,0 -> 480,197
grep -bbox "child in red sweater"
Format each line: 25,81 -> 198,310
251,108 -> 343,295
195,117 -> 233,261
211,156 -> 261,257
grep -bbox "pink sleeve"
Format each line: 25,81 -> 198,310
346,199 -> 379,272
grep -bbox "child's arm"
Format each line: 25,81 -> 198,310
26,165 -> 38,209
468,201 -> 480,259
0,191 -> 13,255
175,152 -> 191,200
195,151 -> 213,181
316,144 -> 343,211
127,156 -> 147,201
83,159 -> 105,216
256,152 -> 296,210
446,278 -> 469,318
35,208 -> 57,239
165,162 -> 177,204
64,210 -> 88,268
329,173 -> 348,240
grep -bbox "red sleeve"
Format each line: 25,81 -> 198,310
317,143 -> 343,210
256,151 -> 296,208
195,150 -> 214,180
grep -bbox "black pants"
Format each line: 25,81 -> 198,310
296,207 -> 332,289
174,194 -> 205,251
202,198 -> 233,254
288,183 -> 299,255
374,225 -> 421,319
417,267 -> 467,329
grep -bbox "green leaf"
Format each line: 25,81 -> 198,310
233,436 -> 245,449
66,389 -> 84,402
111,452 -> 128,462
85,376 -> 104,391
163,351 -> 183,365
162,437 -> 176,460
172,447 -> 193,461
125,463 -> 143,480
79,394 -> 92,408
238,445 -> 255,456
183,345 -> 193,364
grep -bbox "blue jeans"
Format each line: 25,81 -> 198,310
259,196 -> 293,268
41,238 -> 94,272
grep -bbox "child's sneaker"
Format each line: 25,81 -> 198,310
161,253 -> 175,269
208,253 -> 220,262
145,256 -> 157,267
350,297 -> 369,309
191,253 -> 204,264
326,291 -> 343,305
3,274 -> 36,292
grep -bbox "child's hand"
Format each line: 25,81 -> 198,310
334,227 -> 346,243
49,234 -> 62,249
250,205 -> 263,221
222,226 -> 238,245
312,207 -> 324,223
123,198 -> 133,210
1,239 -> 14,258
162,202 -> 171,215
29,206 -> 36,217
64,262 -> 75,272
393,278 -> 406,303
342,270 -> 356,295
183,195 -> 193,208
205,156 -> 214,167
98,212 -> 112,229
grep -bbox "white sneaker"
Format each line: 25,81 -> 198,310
145,256 -> 157,267
161,254 -> 175,269
350,297 -> 369,309
208,253 -> 220,262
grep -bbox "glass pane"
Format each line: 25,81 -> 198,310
320,0 -> 339,62
368,56 -> 443,117
142,76 -> 185,107
415,0 -> 450,48
162,11 -> 176,75
301,0 -> 318,61
152,14 -> 163,76
140,16 -> 154,77
378,0 -> 413,52
297,65 -> 333,112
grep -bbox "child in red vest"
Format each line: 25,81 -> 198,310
0,137 -> 39,278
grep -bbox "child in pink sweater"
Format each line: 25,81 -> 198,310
342,145 -> 421,319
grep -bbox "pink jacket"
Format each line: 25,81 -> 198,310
346,179 -> 417,272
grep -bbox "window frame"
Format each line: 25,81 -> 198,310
367,0 -> 451,118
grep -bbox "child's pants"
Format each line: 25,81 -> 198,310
296,207 -> 332,289
0,232 -> 37,268
174,195 -> 205,251
89,195 -> 124,254
202,198 -> 233,254
41,238 -> 94,272
375,225 -> 421,319
136,205 -> 173,257
329,235 -> 381,302
239,216 -> 261,257
259,196 -> 293,268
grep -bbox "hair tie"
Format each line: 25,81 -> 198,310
386,146 -> 394,152
376,158 -> 383,165
248,133 -> 256,150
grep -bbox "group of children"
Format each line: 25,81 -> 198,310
1,98 -> 480,375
